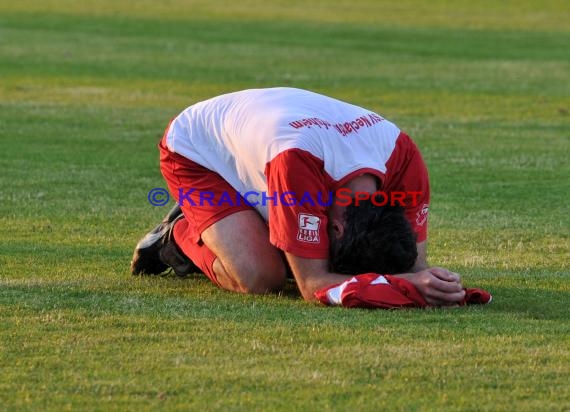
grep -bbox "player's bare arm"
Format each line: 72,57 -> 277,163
411,240 -> 428,272
286,252 -> 465,306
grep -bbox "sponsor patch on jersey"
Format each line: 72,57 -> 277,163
416,203 -> 429,226
297,213 -> 321,243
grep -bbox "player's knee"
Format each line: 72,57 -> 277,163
238,261 -> 287,294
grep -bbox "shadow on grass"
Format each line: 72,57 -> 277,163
483,285 -> 569,321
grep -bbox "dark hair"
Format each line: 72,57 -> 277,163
328,196 -> 418,275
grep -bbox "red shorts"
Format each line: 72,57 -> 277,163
159,138 -> 252,244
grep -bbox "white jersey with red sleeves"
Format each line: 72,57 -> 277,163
165,87 -> 429,258
166,87 -> 400,215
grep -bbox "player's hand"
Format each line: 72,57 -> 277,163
399,267 -> 465,306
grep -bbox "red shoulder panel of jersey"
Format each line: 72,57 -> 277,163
383,132 -> 430,243
265,149 -> 334,259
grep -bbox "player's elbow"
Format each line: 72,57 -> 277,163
295,280 -> 318,302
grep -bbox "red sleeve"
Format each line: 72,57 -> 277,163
383,133 -> 430,243
265,149 -> 333,259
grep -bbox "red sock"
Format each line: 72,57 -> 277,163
173,218 -> 220,286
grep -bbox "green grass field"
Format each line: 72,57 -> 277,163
1,1 -> 569,410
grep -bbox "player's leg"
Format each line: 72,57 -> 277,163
171,209 -> 286,293
200,210 -> 286,293
158,138 -> 286,293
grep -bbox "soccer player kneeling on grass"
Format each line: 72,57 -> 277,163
131,88 -> 490,309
